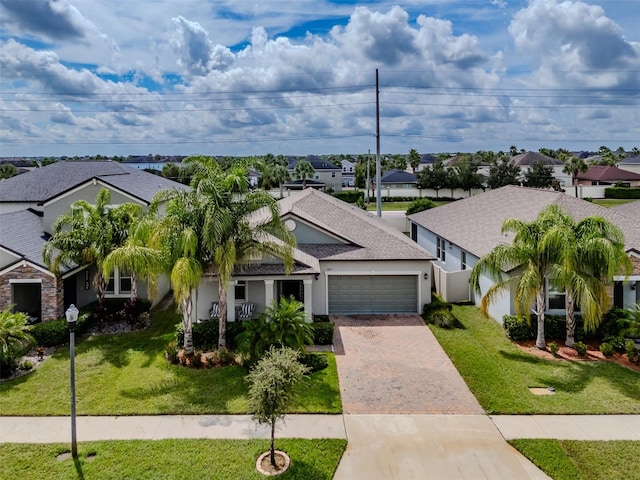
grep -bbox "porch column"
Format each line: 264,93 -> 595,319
264,279 -> 274,307
226,280 -> 236,322
303,279 -> 313,323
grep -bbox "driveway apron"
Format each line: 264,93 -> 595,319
332,314 -> 482,414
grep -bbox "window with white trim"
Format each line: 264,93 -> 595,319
106,268 -> 132,296
547,282 -> 565,310
461,251 -> 467,270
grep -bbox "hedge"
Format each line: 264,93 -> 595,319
604,187 -> 640,199
175,319 -> 246,351
312,322 -> 334,345
332,191 -> 364,203
31,312 -> 91,347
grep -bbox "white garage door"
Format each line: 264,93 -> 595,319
328,275 -> 418,314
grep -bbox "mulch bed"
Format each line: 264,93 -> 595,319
514,339 -> 640,373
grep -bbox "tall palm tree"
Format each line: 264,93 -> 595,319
43,189 -> 142,314
293,160 -> 315,189
543,212 -> 632,346
272,164 -> 290,199
185,156 -> 296,349
471,205 -> 562,349
562,156 -> 588,197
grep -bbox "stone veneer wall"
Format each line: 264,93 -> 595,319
0,264 -> 63,321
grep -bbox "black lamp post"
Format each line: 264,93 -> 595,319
65,304 -> 79,459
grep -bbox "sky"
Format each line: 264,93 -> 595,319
1,0 -> 639,158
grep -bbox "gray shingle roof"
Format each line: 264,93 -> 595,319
612,200 -> 640,221
0,161 -> 186,203
409,185 -> 640,259
381,170 -> 417,184
511,151 -> 564,166
278,189 -> 433,261
0,210 -> 49,269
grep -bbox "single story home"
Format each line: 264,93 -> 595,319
378,169 -> 417,189
576,165 -> 640,187
0,161 -> 186,321
408,186 -> 640,322
193,188 -> 434,322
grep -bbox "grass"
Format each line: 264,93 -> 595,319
365,199 -> 451,211
510,439 -> 640,480
0,310 -> 342,415
0,438 -> 347,480
428,305 -> 640,414
592,198 -> 637,207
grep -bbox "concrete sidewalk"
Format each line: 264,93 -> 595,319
491,414 -> 640,441
0,414 -> 346,443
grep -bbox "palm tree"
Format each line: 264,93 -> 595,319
471,206 -> 562,349
293,160 -> 315,189
272,164 -> 290,199
543,212 -> 632,346
408,149 -> 421,173
185,156 -> 297,349
562,156 -> 588,197
0,307 -> 34,378
43,189 -> 142,315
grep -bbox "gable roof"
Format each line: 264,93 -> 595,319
0,210 -> 50,270
612,200 -> 640,221
276,189 -> 433,261
409,185 -> 640,259
287,156 -> 340,171
420,154 -> 437,165
511,151 -> 563,166
380,169 -> 417,184
0,161 -> 186,204
576,165 -> 640,182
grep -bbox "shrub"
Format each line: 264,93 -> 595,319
603,335 -> 626,352
426,308 -> 456,329
625,341 -> 638,362
548,342 -> 559,356
312,322 -> 334,345
405,198 -> 436,216
225,321 -> 246,351
188,351 -> 204,368
599,342 -> 614,357
165,341 -> 179,364
19,360 -> 34,370
208,348 -> 235,367
422,298 -> 453,317
574,341 -> 587,356
31,319 -> 67,347
176,320 -> 219,351
300,352 -> 329,373
503,315 -> 532,341
313,315 -> 330,323
0,308 -> 34,378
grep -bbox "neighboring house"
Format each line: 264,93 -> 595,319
119,155 -> 186,171
341,159 -> 355,175
511,151 -> 571,187
194,188 -> 434,322
287,156 -> 342,192
0,161 -> 187,321
415,154 -> 437,173
408,186 -> 640,322
575,165 -> 640,187
617,155 -> 640,175
378,169 -> 417,189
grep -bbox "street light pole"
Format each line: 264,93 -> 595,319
65,304 -> 79,459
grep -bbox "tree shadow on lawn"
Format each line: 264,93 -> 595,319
499,349 -> 640,405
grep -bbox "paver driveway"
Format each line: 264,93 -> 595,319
332,314 -> 483,414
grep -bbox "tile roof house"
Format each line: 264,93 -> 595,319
0,161 -> 186,321
408,186 -> 640,322
576,165 -> 640,186
511,151 -> 571,188
194,188 -> 434,321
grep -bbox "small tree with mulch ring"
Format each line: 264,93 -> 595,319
247,346 -> 309,470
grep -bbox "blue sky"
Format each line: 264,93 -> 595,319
0,0 -> 639,157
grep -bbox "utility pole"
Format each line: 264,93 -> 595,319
365,149 -> 370,203
375,69 -> 382,217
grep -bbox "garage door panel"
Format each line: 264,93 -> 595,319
328,275 -> 417,314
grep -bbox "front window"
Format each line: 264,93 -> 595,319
105,268 -> 132,296
234,281 -> 247,301
547,282 -> 565,310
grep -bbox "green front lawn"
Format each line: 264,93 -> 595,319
429,305 -> 640,414
0,310 -> 341,415
0,438 -> 347,480
510,439 -> 640,480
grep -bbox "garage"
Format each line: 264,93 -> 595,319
328,275 -> 418,314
